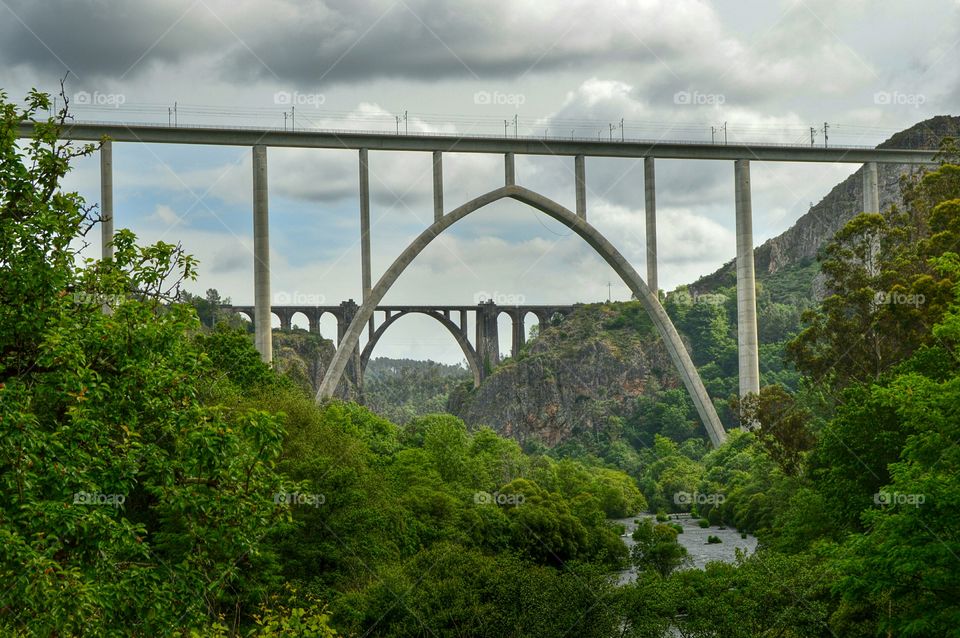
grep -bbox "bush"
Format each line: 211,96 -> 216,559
655,511 -> 669,522
669,523 -> 684,534
707,535 -> 722,544
699,519 -> 710,528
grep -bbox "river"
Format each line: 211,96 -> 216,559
611,514 -> 758,585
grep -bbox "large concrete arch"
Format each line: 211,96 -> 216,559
359,310 -> 483,388
317,185 -> 727,447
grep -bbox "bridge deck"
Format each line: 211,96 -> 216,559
17,121 -> 938,164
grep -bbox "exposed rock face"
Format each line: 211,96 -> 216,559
272,329 -> 336,396
449,304 -> 679,446
691,116 -> 960,297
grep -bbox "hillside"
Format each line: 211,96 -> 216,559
364,357 -> 472,423
691,115 -> 960,300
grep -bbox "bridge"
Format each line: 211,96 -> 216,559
224,301 -> 574,392
22,119 -> 940,447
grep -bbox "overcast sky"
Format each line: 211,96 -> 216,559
3,0 -> 958,363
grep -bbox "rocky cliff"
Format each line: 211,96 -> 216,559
272,329 -> 336,396
449,303 -> 682,446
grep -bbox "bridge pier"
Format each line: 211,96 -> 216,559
253,145 -> 272,364
337,300 -> 362,398
863,161 -> 879,214
505,152 -> 515,186
575,154 -> 586,219
476,301 -> 501,374
511,311 -> 525,358
100,140 -> 114,260
433,151 -> 444,221
734,159 -> 760,400
644,157 -> 657,294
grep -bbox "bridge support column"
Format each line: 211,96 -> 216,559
863,161 -> 879,214
735,159 -> 760,400
476,301 -> 500,376
575,154 -> 586,219
359,149 -> 372,299
253,145 -> 272,364
433,151 -> 443,222
337,300 -> 362,398
100,141 -> 114,260
644,157 -> 657,294
505,152 -> 515,186
308,313 -> 320,334
511,312 -> 525,359
279,312 -> 291,331
359,149 -> 374,339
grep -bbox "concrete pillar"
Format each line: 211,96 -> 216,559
337,300 -> 362,398
863,161 -> 879,214
575,154 -> 586,219
734,159 -> 760,398
505,152 -> 515,186
252,145 -> 272,364
308,313 -> 320,334
359,149 -> 372,300
433,151 -> 443,222
279,312 -> 291,331
100,141 -> 114,260
476,301 -> 500,374
359,149 -> 375,339
460,310 -> 467,334
511,312 -> 525,359
644,157 -> 657,294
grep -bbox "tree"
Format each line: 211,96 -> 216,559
788,156 -> 960,392
630,518 -> 688,577
0,90 -> 292,635
732,384 -> 814,476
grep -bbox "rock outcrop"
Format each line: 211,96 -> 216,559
449,303 -> 679,446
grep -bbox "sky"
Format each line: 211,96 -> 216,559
2,0 -> 959,364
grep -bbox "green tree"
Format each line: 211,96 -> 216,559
630,518 -> 688,577
0,90 -> 292,635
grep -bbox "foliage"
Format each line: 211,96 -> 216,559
630,518 -> 688,577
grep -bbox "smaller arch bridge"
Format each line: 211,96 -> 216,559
222,301 -> 575,392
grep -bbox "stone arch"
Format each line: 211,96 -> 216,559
290,310 -> 311,330
234,308 -> 254,324
317,185 -> 726,447
359,310 -> 482,388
